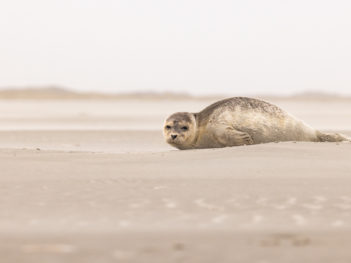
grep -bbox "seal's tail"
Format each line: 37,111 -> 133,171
316,131 -> 351,142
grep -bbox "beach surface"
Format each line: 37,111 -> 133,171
0,97 -> 351,262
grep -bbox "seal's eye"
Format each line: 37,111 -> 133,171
181,126 -> 188,131
165,125 -> 171,130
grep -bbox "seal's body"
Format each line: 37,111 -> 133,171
163,97 -> 350,150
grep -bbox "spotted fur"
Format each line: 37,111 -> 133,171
163,97 -> 350,150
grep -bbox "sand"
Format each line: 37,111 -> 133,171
0,98 -> 351,262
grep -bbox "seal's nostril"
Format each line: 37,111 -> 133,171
171,134 -> 177,140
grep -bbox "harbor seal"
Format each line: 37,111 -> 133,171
163,97 -> 350,150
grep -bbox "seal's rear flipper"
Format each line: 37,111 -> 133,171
316,131 -> 351,142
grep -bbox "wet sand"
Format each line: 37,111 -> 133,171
0,98 -> 351,262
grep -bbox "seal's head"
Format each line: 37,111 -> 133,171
163,112 -> 197,150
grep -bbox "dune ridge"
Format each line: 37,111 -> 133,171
1,86 -> 351,101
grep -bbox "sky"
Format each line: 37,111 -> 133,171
0,0 -> 351,95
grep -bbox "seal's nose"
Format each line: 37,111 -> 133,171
171,134 -> 177,140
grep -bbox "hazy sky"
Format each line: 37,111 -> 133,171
0,0 -> 351,95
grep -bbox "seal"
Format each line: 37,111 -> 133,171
163,97 -> 350,150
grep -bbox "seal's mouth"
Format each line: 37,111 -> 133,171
167,136 -> 181,145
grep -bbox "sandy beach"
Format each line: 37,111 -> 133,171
1,97 -> 351,262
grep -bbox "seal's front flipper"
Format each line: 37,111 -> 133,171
215,126 -> 254,146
